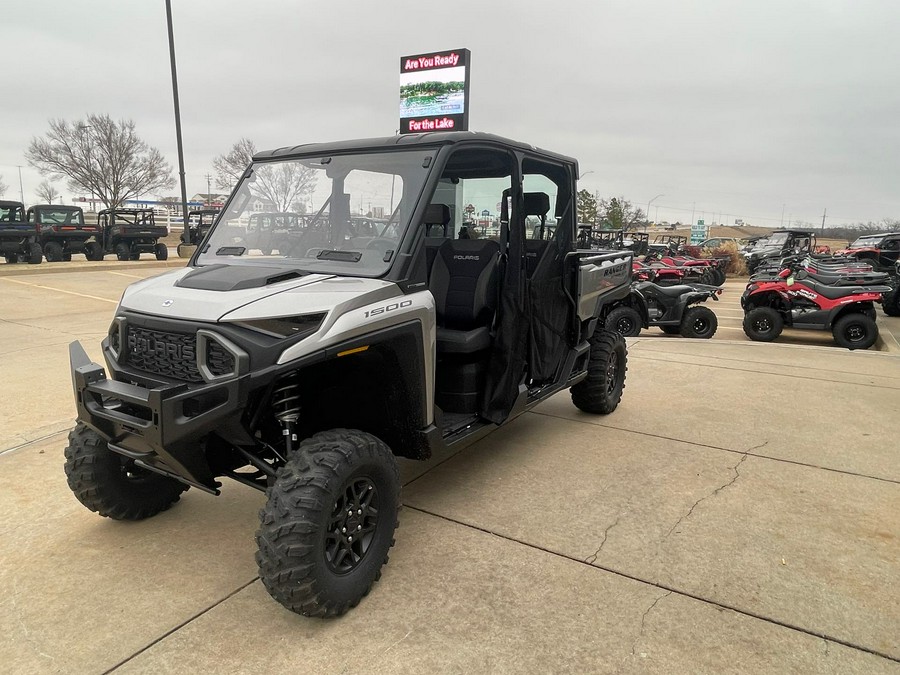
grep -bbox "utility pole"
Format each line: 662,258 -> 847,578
16,165 -> 24,203
690,202 -> 695,225
205,173 -> 213,204
821,208 -> 827,231
780,203 -> 785,228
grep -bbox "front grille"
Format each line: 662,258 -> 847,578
125,326 -> 202,382
207,341 -> 235,377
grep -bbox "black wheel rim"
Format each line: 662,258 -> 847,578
844,323 -> 867,343
755,317 -> 771,333
606,351 -> 620,395
615,316 -> 634,334
693,317 -> 709,335
325,477 -> 379,574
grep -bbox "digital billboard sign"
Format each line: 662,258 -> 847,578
399,48 -> 470,134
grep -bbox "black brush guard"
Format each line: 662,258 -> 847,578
69,341 -> 248,493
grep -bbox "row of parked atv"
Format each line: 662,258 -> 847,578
587,227 -> 900,350
0,201 -> 169,264
741,252 -> 899,350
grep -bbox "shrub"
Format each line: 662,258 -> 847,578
702,240 -> 747,276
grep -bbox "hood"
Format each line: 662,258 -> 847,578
119,266 -> 339,322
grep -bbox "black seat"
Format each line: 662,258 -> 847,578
523,192 -> 551,276
638,282 -> 697,298
430,238 -> 500,354
422,203 -> 452,274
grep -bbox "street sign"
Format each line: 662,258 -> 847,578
481,209 -> 490,217
690,221 -> 710,245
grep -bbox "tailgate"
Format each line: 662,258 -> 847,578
575,250 -> 633,321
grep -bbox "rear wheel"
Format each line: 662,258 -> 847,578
115,243 -> 130,261
44,241 -> 64,262
832,313 -> 878,350
712,267 -> 726,285
64,424 -> 188,520
680,305 -> 718,339
605,306 -> 643,337
4,253 -> 18,264
27,242 -> 42,264
743,306 -> 784,342
571,329 -> 627,414
62,252 -> 72,261
155,243 -> 168,261
256,429 -> 400,617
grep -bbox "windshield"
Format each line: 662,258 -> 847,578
849,235 -> 883,248
762,232 -> 788,247
196,150 -> 434,276
37,208 -> 84,225
0,204 -> 25,222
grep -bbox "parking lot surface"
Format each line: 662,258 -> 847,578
1,264 -> 898,674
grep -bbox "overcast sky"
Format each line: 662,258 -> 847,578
2,0 -> 898,227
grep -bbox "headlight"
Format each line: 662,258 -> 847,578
232,313 -> 326,338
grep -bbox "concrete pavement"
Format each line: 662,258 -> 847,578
0,267 -> 898,673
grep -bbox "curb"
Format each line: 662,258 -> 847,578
0,257 -> 187,277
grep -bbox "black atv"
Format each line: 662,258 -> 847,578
0,200 -> 42,264
96,208 -> 169,261
177,208 -> 219,258
27,204 -> 97,262
606,281 -> 721,339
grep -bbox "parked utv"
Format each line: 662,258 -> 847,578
96,208 -> 169,260
744,229 -> 815,274
0,200 -> 42,264
177,208 -> 219,258
606,282 -> 720,338
64,132 -> 633,619
26,204 -> 97,262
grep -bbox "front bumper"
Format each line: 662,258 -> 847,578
70,341 -> 248,492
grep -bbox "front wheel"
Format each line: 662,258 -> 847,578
84,242 -> 104,261
605,306 -> 643,337
155,243 -> 168,261
832,313 -> 878,350
680,305 -> 718,339
883,289 -> 900,317
743,306 -> 784,342
64,424 -> 188,520
4,253 -> 18,264
115,243 -> 130,261
256,429 -> 400,617
570,329 -> 627,414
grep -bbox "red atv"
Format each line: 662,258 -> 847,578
741,266 -> 891,350
643,250 -> 726,286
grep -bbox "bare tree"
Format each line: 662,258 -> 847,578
213,138 -> 317,212
26,114 -> 175,209
35,180 -> 60,204
0,175 -> 7,198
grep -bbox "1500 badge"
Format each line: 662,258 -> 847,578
364,299 -> 413,318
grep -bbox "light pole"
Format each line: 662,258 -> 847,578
16,165 -> 24,203
165,0 -> 189,227
578,169 -> 595,181
77,124 -> 97,211
647,194 -> 664,225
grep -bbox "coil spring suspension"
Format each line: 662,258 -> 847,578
272,378 -> 301,453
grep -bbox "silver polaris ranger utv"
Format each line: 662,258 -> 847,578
65,132 -> 633,617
